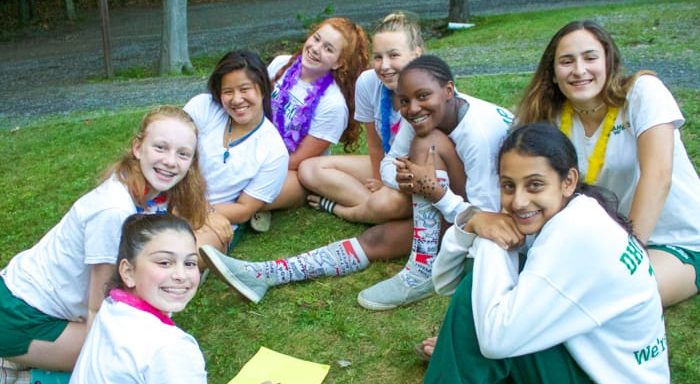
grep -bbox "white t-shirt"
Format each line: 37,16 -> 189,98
380,92 -> 513,222
560,75 -> 700,250
0,176 -> 136,321
354,69 -> 402,151
184,94 -> 289,205
268,55 -> 348,146
70,298 -> 206,384
468,195 -> 669,382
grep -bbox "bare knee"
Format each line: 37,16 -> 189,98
298,157 -> 323,189
365,188 -> 411,219
358,220 -> 412,261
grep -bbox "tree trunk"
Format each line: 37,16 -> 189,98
160,0 -> 193,75
17,0 -> 32,26
99,0 -> 113,78
448,0 -> 471,23
65,0 -> 76,21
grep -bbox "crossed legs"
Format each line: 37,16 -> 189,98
299,155 -> 411,224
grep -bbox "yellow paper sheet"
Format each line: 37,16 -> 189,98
228,346 -> 330,384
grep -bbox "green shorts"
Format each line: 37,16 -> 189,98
0,277 -> 68,357
228,222 -> 248,253
647,244 -> 700,290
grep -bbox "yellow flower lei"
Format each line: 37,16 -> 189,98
560,100 -> 619,184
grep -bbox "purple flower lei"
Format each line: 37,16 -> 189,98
272,56 -> 335,152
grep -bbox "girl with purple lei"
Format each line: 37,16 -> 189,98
299,12 -> 424,225
252,17 -> 369,231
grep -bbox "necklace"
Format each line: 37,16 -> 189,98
271,56 -> 334,152
224,116 -> 236,147
223,116 -> 265,163
560,100 -> 619,184
379,85 -> 393,153
136,189 -> 168,214
571,101 -> 605,116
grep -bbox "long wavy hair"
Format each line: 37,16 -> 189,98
516,20 -> 652,125
103,106 -> 208,230
274,17 -> 369,152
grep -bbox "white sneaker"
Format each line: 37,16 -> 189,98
357,273 -> 435,311
199,245 -> 269,303
250,211 -> 271,232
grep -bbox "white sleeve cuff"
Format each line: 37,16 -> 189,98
432,224 -> 477,296
380,156 -> 399,189
433,190 -> 468,223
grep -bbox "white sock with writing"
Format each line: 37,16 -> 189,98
251,238 -> 369,285
399,170 -> 449,287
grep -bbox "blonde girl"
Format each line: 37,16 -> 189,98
71,214 -> 206,383
252,17 -> 369,231
299,12 -> 423,224
0,106 -> 206,372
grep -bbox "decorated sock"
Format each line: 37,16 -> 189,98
399,170 -> 450,287
245,238 -> 369,286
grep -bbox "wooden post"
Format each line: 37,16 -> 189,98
98,0 -> 113,78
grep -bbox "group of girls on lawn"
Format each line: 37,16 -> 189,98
0,11 -> 697,383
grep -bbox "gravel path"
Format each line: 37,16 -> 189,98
0,0 -> 693,129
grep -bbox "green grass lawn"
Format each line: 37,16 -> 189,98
1,1 -> 699,383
